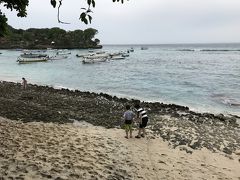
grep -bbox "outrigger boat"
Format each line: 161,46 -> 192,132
17,53 -> 49,64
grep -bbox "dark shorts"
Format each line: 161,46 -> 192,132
139,117 -> 148,128
124,120 -> 133,130
125,120 -> 132,125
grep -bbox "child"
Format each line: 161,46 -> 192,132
123,105 -> 135,139
22,77 -> 27,89
134,104 -> 148,138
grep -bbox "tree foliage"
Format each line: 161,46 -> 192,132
0,0 -> 127,37
0,25 -> 101,49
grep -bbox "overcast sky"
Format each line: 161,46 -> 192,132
2,0 -> 240,44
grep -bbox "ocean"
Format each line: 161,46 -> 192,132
0,43 -> 239,116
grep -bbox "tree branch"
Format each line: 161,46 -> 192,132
57,0 -> 70,24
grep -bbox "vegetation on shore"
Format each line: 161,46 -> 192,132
0,25 -> 101,49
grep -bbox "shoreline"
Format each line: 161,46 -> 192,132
0,80 -> 240,155
1,78 -> 239,118
0,80 -> 240,179
0,80 -> 239,124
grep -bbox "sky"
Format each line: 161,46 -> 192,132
1,0 -> 240,44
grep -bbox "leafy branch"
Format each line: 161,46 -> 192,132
50,0 -> 127,25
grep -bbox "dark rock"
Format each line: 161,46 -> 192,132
223,147 -> 232,155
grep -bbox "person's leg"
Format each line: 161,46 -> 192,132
135,128 -> 142,138
129,126 -> 133,138
141,117 -> 148,137
125,129 -> 129,138
141,128 -> 146,137
125,125 -> 129,138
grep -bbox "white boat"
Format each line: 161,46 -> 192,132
49,55 -> 68,60
17,53 -> 49,63
17,56 -> 49,64
111,56 -> 125,60
20,53 -> 48,58
56,50 -> 71,55
83,53 -> 110,59
82,57 -> 108,64
121,53 -> 130,57
109,52 -> 126,60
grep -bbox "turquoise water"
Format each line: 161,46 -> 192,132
0,44 -> 240,116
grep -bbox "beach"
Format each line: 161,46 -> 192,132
1,117 -> 240,180
0,81 -> 240,179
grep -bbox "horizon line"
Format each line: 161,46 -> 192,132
102,42 -> 240,46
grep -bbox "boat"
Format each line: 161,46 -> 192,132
141,47 -> 148,50
121,53 -> 130,57
76,54 -> 84,58
83,53 -> 110,59
129,48 -> 134,52
109,52 -> 126,60
20,53 -> 49,58
56,50 -> 71,55
111,56 -> 125,60
17,56 -> 49,64
17,52 -> 49,63
49,55 -> 68,60
82,57 -> 108,64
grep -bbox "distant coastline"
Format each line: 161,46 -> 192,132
0,26 -> 102,50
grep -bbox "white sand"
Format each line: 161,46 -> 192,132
0,117 -> 239,180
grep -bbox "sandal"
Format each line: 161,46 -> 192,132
135,135 -> 141,139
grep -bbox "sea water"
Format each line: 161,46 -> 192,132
0,43 -> 239,116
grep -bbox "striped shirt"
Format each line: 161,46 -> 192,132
137,108 -> 148,119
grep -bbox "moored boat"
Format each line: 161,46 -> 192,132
17,52 -> 49,63
141,47 -> 148,50
17,56 -> 49,64
49,55 -> 68,60
82,57 -> 108,64
56,50 -> 71,55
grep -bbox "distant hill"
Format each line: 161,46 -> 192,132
0,26 -> 102,49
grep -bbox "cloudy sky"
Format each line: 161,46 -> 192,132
2,0 -> 240,44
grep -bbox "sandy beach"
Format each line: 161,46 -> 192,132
0,117 -> 240,180
0,81 -> 240,179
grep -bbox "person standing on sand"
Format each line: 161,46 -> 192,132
22,77 -> 27,89
123,105 -> 135,139
134,104 -> 148,138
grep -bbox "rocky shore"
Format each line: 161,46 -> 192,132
0,81 -> 239,156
